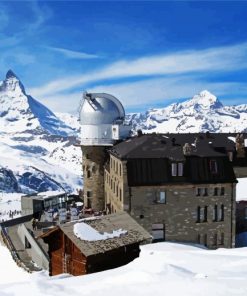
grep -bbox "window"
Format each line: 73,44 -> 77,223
220,233 -> 224,245
92,166 -> 96,174
214,188 -> 218,196
171,163 -> 177,176
159,191 -> 166,203
210,160 -> 218,174
213,233 -> 218,246
196,188 -> 208,197
220,187 -> 225,196
219,205 -> 224,221
155,191 -> 166,204
204,206 -> 208,222
119,188 -> 122,201
25,237 -> 31,249
228,152 -> 233,162
119,163 -> 122,176
87,191 -> 92,198
213,205 -> 218,222
87,170 -> 91,178
152,223 -> 165,241
197,206 -> 201,223
178,163 -> 183,176
196,188 -> 201,196
171,163 -> 184,176
204,234 -> 207,246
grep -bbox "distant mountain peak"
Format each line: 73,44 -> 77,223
190,90 -> 223,110
1,69 -> 26,94
6,69 -> 19,80
127,90 -> 247,133
198,90 -> 216,98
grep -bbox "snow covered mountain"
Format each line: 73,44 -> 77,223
1,69 -> 246,193
127,90 -> 247,133
0,70 -> 82,193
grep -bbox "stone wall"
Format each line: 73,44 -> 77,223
105,156 -> 236,249
81,146 -> 106,211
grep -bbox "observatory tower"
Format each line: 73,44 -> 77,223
79,92 -> 131,211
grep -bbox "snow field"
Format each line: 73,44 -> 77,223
0,242 -> 247,296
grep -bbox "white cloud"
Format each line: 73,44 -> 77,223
40,76 -> 247,114
47,47 -> 100,60
30,42 -> 247,99
88,77 -> 246,108
26,1 -> 52,33
40,92 -> 82,114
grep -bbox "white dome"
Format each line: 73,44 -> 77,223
79,93 -> 125,125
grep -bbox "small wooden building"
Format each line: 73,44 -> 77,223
40,212 -> 152,276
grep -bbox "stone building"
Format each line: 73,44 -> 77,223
79,92 -> 247,249
105,133 -> 241,249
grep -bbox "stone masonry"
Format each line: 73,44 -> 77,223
82,146 -> 107,211
105,155 -> 236,249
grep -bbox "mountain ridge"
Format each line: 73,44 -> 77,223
126,90 -> 247,133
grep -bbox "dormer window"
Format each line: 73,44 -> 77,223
171,163 -> 177,176
171,162 -> 184,176
210,160 -> 218,174
178,163 -> 184,176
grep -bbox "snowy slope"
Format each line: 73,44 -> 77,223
127,90 -> 247,133
1,241 -> 247,296
0,70 -> 82,193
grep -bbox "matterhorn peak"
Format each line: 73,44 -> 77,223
0,69 -> 26,94
6,69 -> 19,80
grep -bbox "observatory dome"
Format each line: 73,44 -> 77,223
79,93 -> 125,125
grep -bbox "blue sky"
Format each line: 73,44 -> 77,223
1,1 -> 247,113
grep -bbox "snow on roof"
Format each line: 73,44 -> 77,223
228,136 -> 236,143
74,222 -> 127,241
236,178 -> 247,201
36,190 -> 66,200
58,212 -> 152,256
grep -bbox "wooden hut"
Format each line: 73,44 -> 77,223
40,212 -> 152,276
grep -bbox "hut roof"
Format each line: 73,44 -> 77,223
41,212 -> 152,257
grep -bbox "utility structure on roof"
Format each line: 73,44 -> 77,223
79,92 -> 131,211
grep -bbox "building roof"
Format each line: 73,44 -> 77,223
41,212 -> 152,257
110,133 -> 237,160
22,191 -> 66,201
109,133 -> 240,185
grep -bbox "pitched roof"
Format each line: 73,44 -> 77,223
110,133 -> 246,160
42,212 -> 152,257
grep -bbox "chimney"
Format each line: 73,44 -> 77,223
236,133 -> 245,158
137,129 -> 143,137
183,143 -> 192,156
